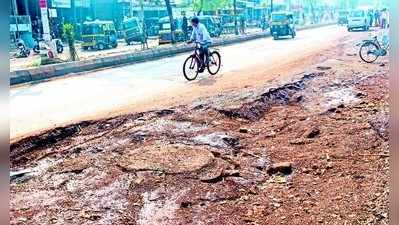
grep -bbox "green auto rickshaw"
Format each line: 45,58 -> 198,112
144,17 -> 160,37
158,16 -> 185,44
199,16 -> 222,37
121,17 -> 145,45
81,20 -> 118,50
270,11 -> 296,40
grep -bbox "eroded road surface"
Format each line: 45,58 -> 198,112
11,25 -> 365,141
10,27 -> 389,225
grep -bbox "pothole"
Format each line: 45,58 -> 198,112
322,88 -> 361,108
193,132 -> 239,149
216,72 -> 324,121
118,144 -> 215,174
132,118 -> 207,135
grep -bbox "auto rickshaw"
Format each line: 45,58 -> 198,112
270,11 -> 296,40
220,14 -> 235,34
199,16 -> 222,37
81,20 -> 118,50
121,17 -> 145,45
186,16 -> 222,38
158,16 -> 185,44
144,17 -> 160,36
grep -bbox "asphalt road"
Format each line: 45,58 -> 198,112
11,25 -> 354,140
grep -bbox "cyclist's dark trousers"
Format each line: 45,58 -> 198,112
199,44 -> 210,66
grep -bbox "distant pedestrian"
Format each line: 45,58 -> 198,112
240,15 -> 245,34
381,9 -> 388,29
261,14 -> 267,31
374,10 -> 380,27
368,10 -> 374,27
182,14 -> 188,41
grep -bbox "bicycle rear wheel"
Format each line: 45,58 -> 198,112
207,51 -> 221,75
359,42 -> 379,63
183,55 -> 200,81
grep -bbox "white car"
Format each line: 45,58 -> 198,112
347,10 -> 370,31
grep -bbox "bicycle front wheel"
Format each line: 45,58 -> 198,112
207,51 -> 221,75
359,42 -> 379,63
183,55 -> 199,81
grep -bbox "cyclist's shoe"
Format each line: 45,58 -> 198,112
198,65 -> 205,73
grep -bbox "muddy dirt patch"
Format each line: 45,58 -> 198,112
119,144 -> 215,174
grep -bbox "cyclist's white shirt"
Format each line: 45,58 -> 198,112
190,23 -> 212,44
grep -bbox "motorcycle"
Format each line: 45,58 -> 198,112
55,39 -> 64,54
33,38 -> 64,54
33,38 -> 40,54
16,41 -> 30,58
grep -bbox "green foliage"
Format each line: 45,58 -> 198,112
63,23 -> 74,41
63,23 -> 78,61
192,0 -> 231,13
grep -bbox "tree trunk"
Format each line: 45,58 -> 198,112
233,0 -> 238,35
164,0 -> 176,43
197,0 -> 204,16
310,3 -> 315,24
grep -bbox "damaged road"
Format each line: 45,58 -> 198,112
10,34 -> 389,225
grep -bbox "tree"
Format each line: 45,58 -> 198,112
63,23 -> 78,61
164,0 -> 176,43
192,0 -> 230,15
233,0 -> 238,35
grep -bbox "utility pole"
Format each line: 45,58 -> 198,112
270,0 -> 273,13
39,0 -> 51,41
164,0 -> 175,43
130,0 -> 134,17
11,0 -> 19,40
11,0 -> 18,15
233,0 -> 238,35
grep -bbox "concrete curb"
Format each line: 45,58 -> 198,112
10,22 -> 334,86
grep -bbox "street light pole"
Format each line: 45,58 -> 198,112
270,0 -> 273,13
130,0 -> 134,17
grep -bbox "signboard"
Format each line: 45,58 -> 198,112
75,0 -> 90,8
10,24 -> 32,32
39,0 -> 47,8
49,8 -> 58,18
51,0 -> 71,8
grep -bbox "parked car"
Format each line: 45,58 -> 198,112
81,20 -> 118,50
121,17 -> 145,45
347,9 -> 370,31
270,11 -> 296,40
158,16 -> 185,44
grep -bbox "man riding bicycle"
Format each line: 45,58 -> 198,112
187,16 -> 212,72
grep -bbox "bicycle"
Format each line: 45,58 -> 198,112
183,42 -> 221,81
359,35 -> 389,63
